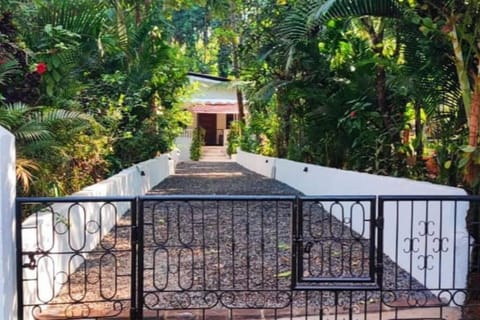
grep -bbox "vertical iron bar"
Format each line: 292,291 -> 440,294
291,197 -> 303,288
399,200 -> 405,290
438,200 -> 444,289
377,197 -> 384,290
231,200 -> 235,289
424,200 -> 430,284
261,200 -> 265,289
369,199 -> 376,283
16,199 -> 24,320
246,201 -> 250,290
408,200 -> 414,289
296,197 -> 303,286
216,200 -> 221,290
136,197 -> 144,319
275,200 -> 279,291
130,198 -> 138,319
453,200 -> 458,288
201,201 -> 206,291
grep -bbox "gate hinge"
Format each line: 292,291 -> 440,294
376,216 -> 384,229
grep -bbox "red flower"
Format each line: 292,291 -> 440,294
349,111 -> 356,118
36,62 -> 47,75
442,24 -> 453,34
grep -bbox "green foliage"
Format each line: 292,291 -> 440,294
2,0 -> 477,197
1,0 -> 191,196
0,101 -> 94,195
226,120 -> 241,156
190,127 -> 205,161
234,0 -> 471,185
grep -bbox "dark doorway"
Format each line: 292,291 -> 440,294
198,113 -> 217,145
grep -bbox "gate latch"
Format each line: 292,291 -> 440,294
22,252 -> 37,270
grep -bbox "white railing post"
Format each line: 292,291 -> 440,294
0,126 -> 17,319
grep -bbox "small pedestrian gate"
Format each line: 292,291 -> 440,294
17,195 -> 475,319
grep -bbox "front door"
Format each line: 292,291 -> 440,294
198,113 -> 217,145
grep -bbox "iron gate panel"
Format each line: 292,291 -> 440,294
137,195 -> 297,319
16,197 -> 138,319
16,195 -> 477,319
292,196 -> 382,290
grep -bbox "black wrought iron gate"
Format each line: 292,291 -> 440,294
17,195 -> 474,319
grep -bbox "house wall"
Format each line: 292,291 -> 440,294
216,114 -> 226,145
217,114 -> 226,129
192,114 -> 198,128
236,150 -> 469,303
0,126 -> 16,320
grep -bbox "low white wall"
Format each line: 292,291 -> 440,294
236,150 -> 469,300
236,150 -> 276,178
0,126 -> 17,320
20,154 -> 172,319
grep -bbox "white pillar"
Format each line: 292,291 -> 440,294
0,126 -> 17,319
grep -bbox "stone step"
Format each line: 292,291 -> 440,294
200,146 -> 230,161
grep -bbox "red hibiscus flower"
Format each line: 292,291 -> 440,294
36,62 -> 47,75
349,111 -> 356,118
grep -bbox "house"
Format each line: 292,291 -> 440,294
185,72 -> 241,146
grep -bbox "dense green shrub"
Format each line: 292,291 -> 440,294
227,120 -> 242,156
190,127 -> 205,161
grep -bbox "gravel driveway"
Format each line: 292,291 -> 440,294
46,161 -> 436,319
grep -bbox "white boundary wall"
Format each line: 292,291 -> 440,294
236,150 -> 470,301
20,154 -> 174,319
0,126 -> 17,320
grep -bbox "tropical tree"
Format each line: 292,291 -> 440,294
0,102 -> 92,193
284,0 -> 479,315
1,0 -> 192,195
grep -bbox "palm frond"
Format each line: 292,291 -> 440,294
1,102 -> 92,142
399,21 -> 460,115
33,108 -> 92,124
35,0 -> 105,38
14,121 -> 52,143
273,0 -> 320,73
277,0 -> 318,44
309,0 -> 402,26
16,157 -> 39,193
0,102 -> 30,129
0,58 -> 22,86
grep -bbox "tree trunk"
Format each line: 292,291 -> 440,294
414,101 -> 424,164
275,91 -> 289,158
135,1 -> 142,26
448,21 -> 472,123
465,70 -> 480,186
144,0 -> 151,11
376,65 -> 387,114
361,18 -> 387,114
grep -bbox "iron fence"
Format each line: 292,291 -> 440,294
16,195 -> 480,319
